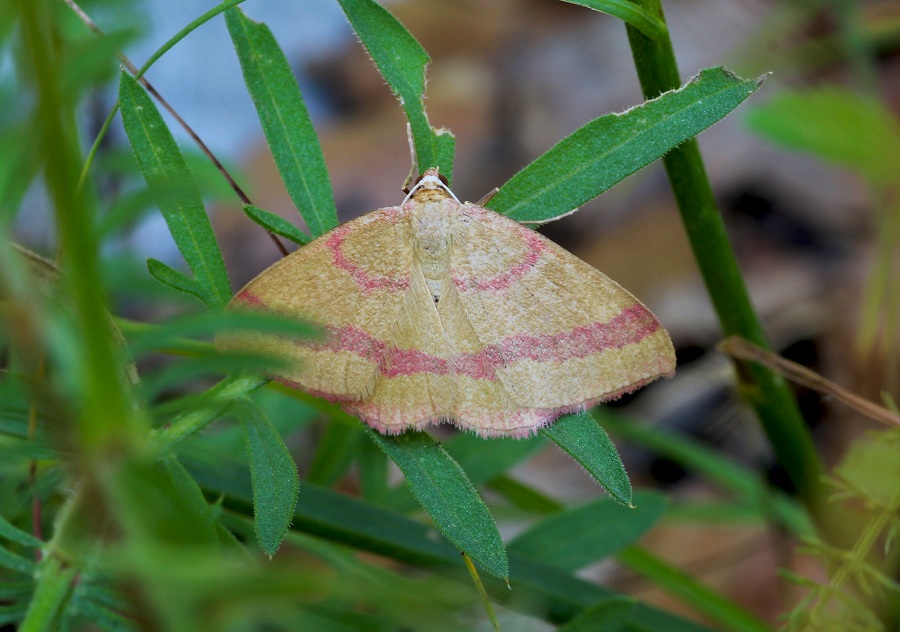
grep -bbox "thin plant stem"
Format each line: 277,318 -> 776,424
719,336 -> 900,428
462,552 -> 502,632
65,0 -> 290,258
624,0 -> 826,516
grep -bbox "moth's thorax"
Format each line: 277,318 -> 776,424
409,191 -> 456,301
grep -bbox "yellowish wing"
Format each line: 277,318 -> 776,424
447,204 -> 676,435
222,207 -> 414,402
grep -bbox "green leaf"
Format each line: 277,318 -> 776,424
595,409 -> 812,535
357,438 -> 389,503
18,555 -> 76,632
486,475 -> 564,514
366,430 -> 508,579
126,310 -> 319,359
0,602 -> 29,626
118,73 -> 232,308
488,67 -> 763,223
69,598 -> 138,632
225,8 -> 338,237
237,400 -> 299,556
0,545 -> 35,574
557,596 -> 636,632
0,514 -> 43,549
560,0 -> 666,40
445,433 -> 546,485
243,204 -> 312,246
386,433 -> 546,512
184,454 -> 716,631
617,546 -> 770,632
0,580 -> 32,600
135,0 -> 249,79
542,412 -> 632,505
508,491 -> 666,570
146,258 -> 205,302
307,421 -> 362,486
335,0 -> 454,180
152,373 -> 270,452
745,86 -> 900,185
60,28 -> 137,96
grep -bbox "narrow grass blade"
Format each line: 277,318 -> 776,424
618,546 -> 770,632
367,430 -> 508,579
225,8 -> 338,237
185,454 -> 717,631
486,475 -> 563,514
557,596 -> 636,632
508,491 -> 666,569
595,409 -> 812,535
0,546 -> 35,574
445,433 -> 546,485
243,204 -> 311,246
237,401 -> 299,556
0,514 -> 43,549
488,67 -> 763,223
542,412 -> 631,506
335,0 -> 455,180
307,421 -> 362,486
561,0 -> 666,40
146,258 -> 204,302
357,438 -> 389,503
152,373 -> 270,451
118,73 -> 231,309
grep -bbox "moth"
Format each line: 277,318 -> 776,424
221,168 -> 676,437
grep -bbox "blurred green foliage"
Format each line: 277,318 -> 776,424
1,0 -> 897,630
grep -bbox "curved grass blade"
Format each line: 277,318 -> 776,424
126,310 -> 318,359
146,258 -> 204,302
0,546 -> 35,574
557,596 -> 636,632
618,546 -> 770,632
243,204 -> 311,246
507,491 -> 666,569
307,422 -> 362,487
152,373 -> 270,452
136,0 -> 248,79
119,73 -> 231,309
367,429 -> 508,579
595,409 -> 812,535
225,8 -> 337,237
488,67 -> 763,223
541,411 -> 631,505
237,400 -> 299,557
335,0 -> 455,180
0,514 -> 43,549
560,0 -> 666,40
194,464 -> 717,631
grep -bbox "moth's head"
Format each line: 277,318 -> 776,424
404,167 -> 460,204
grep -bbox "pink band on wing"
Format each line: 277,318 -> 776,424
234,290 -> 265,307
304,325 -> 387,364
452,228 -> 546,293
301,304 -> 661,378
326,221 -> 410,294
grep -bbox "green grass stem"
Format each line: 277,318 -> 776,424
624,0 -> 825,516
